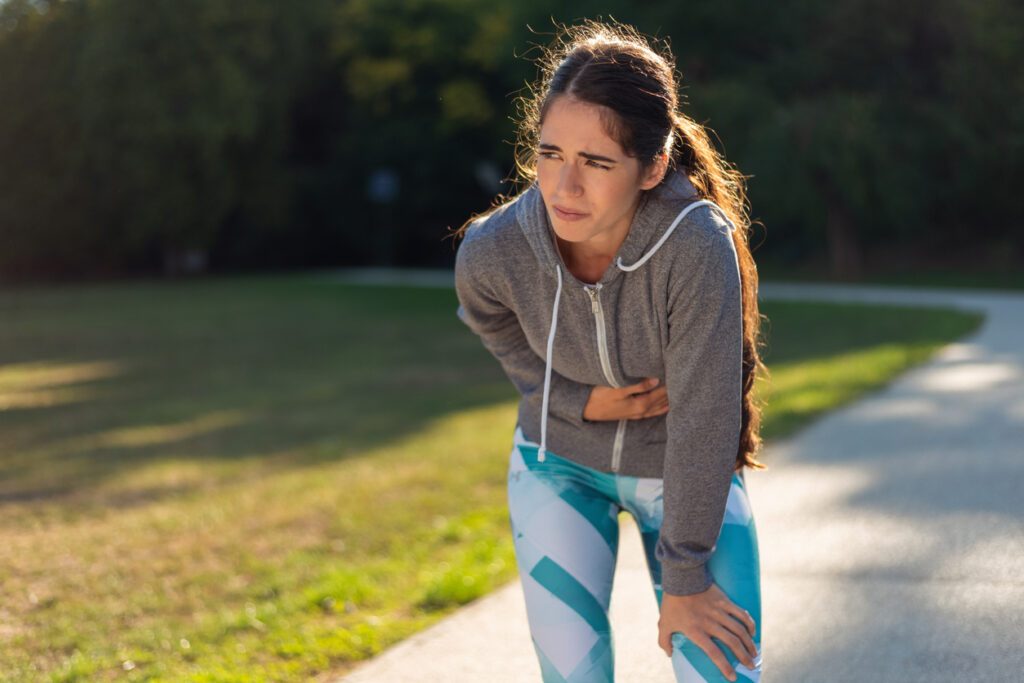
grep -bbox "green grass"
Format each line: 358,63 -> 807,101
0,273 -> 984,681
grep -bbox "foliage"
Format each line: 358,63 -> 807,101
0,0 -> 1021,281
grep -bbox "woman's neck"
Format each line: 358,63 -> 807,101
555,235 -> 616,284
553,197 -> 640,284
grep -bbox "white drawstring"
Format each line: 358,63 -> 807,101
617,200 -> 735,272
537,263 -> 564,463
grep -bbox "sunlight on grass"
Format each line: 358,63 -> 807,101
759,344 -> 924,419
0,360 -> 123,409
1,402 -> 521,682
0,360 -> 123,391
85,410 -> 248,450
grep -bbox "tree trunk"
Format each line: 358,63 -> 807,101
813,169 -> 863,280
824,200 -> 863,280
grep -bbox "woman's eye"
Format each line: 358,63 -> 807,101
537,151 -> 609,171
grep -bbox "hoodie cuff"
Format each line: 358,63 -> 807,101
661,561 -> 714,597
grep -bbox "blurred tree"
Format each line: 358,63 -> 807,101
0,0 -> 1020,281
0,0 -> 94,279
655,0 -> 1023,275
328,0 -> 527,265
76,0 -> 319,274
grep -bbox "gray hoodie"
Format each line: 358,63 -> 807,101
453,167 -> 744,596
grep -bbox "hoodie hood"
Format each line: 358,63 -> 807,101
511,167 -> 737,463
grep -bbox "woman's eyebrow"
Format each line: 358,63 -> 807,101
538,143 -> 618,164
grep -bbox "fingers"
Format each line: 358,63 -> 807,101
622,377 -> 659,396
658,587 -> 758,681
642,398 -> 669,418
711,621 -> 757,670
657,620 -> 673,657
691,635 -> 739,682
644,386 -> 668,401
663,627 -> 745,682
727,602 -> 757,639
592,381 -> 669,422
630,387 -> 669,419
660,606 -> 757,680
721,601 -> 757,659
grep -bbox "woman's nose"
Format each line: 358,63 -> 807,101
557,163 -> 583,197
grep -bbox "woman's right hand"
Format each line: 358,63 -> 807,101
658,583 -> 758,680
583,377 -> 668,422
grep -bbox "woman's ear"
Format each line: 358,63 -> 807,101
640,152 -> 670,191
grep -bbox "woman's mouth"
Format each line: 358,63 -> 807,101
553,205 -> 589,221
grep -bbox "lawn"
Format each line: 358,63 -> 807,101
0,273 -> 984,682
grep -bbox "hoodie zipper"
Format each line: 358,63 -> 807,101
584,284 -> 627,472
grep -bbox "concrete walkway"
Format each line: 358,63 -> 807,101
332,272 -> 1024,683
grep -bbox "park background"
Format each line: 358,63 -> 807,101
0,0 -> 1019,681
1,0 -> 1022,285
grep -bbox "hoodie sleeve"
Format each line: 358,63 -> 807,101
655,216 -> 744,596
453,231 -> 594,427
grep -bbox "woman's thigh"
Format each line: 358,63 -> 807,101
507,429 -> 622,683
622,471 -> 764,683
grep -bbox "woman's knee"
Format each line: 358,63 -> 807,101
670,631 -> 763,683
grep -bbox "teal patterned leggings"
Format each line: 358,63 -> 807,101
507,425 -> 763,682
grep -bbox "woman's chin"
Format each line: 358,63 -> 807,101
551,221 -> 595,243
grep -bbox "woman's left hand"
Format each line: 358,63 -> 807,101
657,583 -> 757,681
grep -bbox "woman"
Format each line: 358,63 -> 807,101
452,19 -> 769,683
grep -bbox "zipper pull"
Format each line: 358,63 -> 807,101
585,286 -> 598,314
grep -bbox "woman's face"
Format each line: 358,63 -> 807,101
536,94 -> 665,248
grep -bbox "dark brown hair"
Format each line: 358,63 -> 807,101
452,18 -> 769,472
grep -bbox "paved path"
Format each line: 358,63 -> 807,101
332,271 -> 1024,682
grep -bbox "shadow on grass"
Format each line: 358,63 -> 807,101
0,275 -> 513,509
